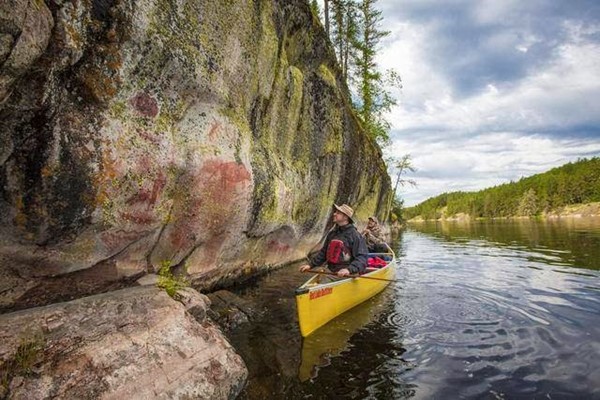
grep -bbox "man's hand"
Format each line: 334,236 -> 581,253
299,264 -> 312,272
337,268 -> 351,277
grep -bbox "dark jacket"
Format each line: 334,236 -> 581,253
309,223 -> 368,274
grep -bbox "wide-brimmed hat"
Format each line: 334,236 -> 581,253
333,203 -> 354,223
368,216 -> 379,224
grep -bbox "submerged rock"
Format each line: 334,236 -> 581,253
0,286 -> 247,399
208,290 -> 261,333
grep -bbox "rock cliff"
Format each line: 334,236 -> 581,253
0,0 -> 391,311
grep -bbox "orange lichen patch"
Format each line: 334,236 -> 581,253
99,148 -> 120,180
79,66 -> 119,103
106,27 -> 118,43
94,151 -> 121,205
65,23 -> 83,46
100,42 -> 123,71
95,189 -> 108,206
76,41 -> 122,104
106,57 -> 122,71
40,165 -> 53,178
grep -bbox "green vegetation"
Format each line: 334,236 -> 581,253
317,0 -> 401,147
404,158 -> 600,220
311,0 -> 320,16
157,260 -> 189,298
317,1 -> 405,219
354,0 -> 401,147
385,154 -> 417,222
1,333 -> 45,394
388,196 -> 404,223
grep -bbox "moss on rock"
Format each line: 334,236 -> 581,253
0,0 -> 391,307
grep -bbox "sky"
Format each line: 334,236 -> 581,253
367,0 -> 600,206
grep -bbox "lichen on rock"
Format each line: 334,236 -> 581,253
0,0 -> 391,312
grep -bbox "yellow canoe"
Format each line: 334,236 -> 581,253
295,251 -> 396,337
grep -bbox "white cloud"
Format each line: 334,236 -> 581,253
391,133 -> 600,206
378,8 -> 600,206
387,34 -> 600,135
378,22 -> 452,110
316,0 -> 600,206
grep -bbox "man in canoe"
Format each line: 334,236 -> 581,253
362,216 -> 386,252
299,203 -> 368,277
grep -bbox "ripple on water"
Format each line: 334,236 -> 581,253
398,228 -> 599,398
385,308 -> 438,333
232,224 -> 600,399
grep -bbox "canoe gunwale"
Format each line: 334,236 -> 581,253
295,251 -> 396,337
296,252 -> 395,293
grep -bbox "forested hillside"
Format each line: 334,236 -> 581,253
404,158 -> 600,220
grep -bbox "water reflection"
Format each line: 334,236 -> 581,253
408,217 -> 600,270
298,290 -> 391,381
228,220 -> 600,399
392,221 -> 600,399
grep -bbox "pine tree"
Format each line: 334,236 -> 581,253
331,0 -> 345,61
353,0 -> 400,146
330,0 -> 359,82
342,2 -> 358,82
517,188 -> 539,216
310,0 -> 320,16
386,154 -> 416,220
390,154 -> 416,200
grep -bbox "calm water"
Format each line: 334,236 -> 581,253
228,218 -> 600,399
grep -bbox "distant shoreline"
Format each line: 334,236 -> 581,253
407,202 -> 600,223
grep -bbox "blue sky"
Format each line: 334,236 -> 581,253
375,0 -> 600,205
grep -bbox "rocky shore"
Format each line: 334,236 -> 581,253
0,0 -> 391,397
0,286 -> 247,399
408,202 -> 600,222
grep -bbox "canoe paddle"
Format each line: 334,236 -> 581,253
304,269 -> 401,283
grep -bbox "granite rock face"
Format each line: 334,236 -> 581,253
0,0 -> 391,310
0,286 -> 247,399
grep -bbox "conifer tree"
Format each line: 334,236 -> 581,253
387,154 -> 416,220
518,188 -> 539,216
330,1 -> 359,81
390,154 -> 417,201
354,0 -> 401,146
311,0 -> 320,16
342,3 -> 359,82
